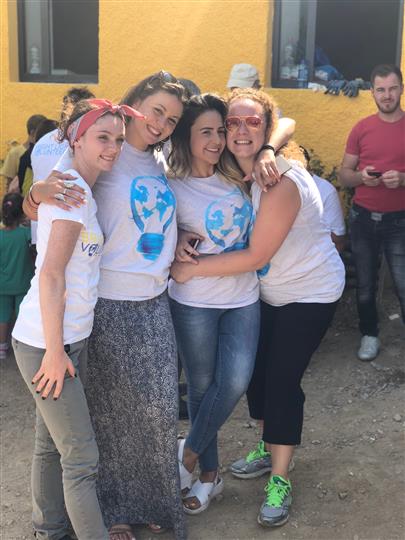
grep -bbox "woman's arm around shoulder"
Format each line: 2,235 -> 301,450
170,176 -> 300,282
23,171 -> 86,221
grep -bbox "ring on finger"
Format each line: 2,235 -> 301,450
63,180 -> 75,188
55,193 -> 66,202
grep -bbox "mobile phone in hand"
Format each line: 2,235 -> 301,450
368,171 -> 382,177
190,238 -> 200,251
275,155 -> 292,176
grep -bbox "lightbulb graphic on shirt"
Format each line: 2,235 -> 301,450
205,189 -> 252,252
130,174 -> 176,261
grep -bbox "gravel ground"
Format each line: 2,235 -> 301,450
1,287 -> 404,540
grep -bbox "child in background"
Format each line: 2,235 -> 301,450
0,193 -> 33,359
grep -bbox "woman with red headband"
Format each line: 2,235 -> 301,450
24,72 -> 188,540
12,99 -> 127,540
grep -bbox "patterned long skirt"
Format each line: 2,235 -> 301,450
86,292 -> 186,539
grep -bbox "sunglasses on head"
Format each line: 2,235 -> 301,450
152,70 -> 178,84
225,115 -> 263,131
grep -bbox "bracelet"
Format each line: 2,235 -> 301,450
260,144 -> 276,153
26,196 -> 39,212
28,185 -> 40,206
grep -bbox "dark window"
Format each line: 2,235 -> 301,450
272,0 -> 404,88
18,0 -> 98,83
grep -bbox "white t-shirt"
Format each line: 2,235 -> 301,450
56,142 -> 177,301
313,175 -> 346,236
13,171 -> 103,348
252,165 -> 345,306
169,174 -> 259,308
30,129 -> 69,244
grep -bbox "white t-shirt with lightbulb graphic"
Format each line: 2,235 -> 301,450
13,172 -> 104,347
55,142 -> 177,301
168,174 -> 259,308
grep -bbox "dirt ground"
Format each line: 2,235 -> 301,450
1,287 -> 404,540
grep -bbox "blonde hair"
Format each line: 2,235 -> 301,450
278,140 -> 306,168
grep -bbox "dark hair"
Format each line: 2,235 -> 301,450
120,71 -> 188,151
120,70 -> 188,109
57,99 -> 100,144
35,119 -> 58,143
26,114 -> 47,136
178,78 -> 201,99
168,93 -> 226,176
59,87 -> 95,124
370,64 -> 403,86
1,193 -> 24,227
168,93 -> 246,191
63,86 -> 95,105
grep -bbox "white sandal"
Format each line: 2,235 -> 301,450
183,475 -> 224,515
177,438 -> 193,492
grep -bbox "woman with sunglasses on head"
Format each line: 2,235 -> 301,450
23,72 -> 188,540
167,93 -> 260,515
12,99 -> 127,540
171,88 -> 345,529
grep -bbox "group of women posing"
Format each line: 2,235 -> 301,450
13,71 -> 345,540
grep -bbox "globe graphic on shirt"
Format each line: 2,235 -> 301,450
205,190 -> 252,250
130,174 -> 176,261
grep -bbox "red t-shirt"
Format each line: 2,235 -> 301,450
345,113 -> 405,212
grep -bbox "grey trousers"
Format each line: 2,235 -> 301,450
12,338 -> 108,540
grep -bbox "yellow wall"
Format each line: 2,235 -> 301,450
1,0 -> 404,172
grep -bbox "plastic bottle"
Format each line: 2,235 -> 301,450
297,59 -> 309,88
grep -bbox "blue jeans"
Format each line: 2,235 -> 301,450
349,204 -> 405,336
170,299 -> 260,472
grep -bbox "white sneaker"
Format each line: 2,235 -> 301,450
358,335 -> 380,361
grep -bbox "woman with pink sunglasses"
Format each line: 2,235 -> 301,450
171,88 -> 345,530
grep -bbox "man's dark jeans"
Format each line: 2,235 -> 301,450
349,204 -> 405,336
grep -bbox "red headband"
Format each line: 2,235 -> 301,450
67,99 -> 144,147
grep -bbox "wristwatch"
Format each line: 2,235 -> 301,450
260,144 -> 276,153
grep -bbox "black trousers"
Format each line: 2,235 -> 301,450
349,204 -> 405,336
247,300 -> 338,446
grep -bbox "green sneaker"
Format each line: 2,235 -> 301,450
230,440 -> 272,479
258,475 -> 292,527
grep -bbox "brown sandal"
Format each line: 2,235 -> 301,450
109,524 -> 136,540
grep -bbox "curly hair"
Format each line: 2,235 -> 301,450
57,99 -> 100,144
227,88 -> 305,169
278,140 -> 307,168
227,88 -> 279,142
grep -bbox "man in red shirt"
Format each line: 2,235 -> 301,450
340,64 -> 405,361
